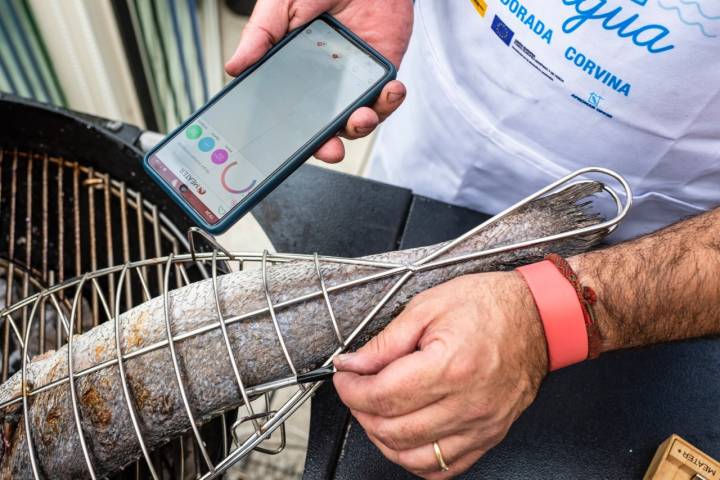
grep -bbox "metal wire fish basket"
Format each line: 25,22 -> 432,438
0,167 -> 632,479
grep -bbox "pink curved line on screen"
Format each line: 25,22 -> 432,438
221,161 -> 257,194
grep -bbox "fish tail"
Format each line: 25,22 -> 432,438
410,180 -> 609,269
515,181 -> 611,259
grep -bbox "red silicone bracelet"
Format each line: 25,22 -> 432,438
516,260 -> 588,371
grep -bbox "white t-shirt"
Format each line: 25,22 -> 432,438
368,0 -> 720,240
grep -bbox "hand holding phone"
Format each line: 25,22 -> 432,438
144,14 -> 400,233
225,0 -> 413,163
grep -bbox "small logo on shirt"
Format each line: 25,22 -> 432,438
470,0 -> 488,17
491,15 -> 515,46
588,92 -> 603,108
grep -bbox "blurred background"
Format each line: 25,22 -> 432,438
0,0 -> 376,177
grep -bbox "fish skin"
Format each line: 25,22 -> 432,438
0,182 -> 607,479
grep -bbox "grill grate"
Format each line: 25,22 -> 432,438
0,148 -> 190,378
0,147 -> 227,479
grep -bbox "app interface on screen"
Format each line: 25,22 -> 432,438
150,19 -> 387,224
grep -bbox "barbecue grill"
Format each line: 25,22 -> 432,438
0,94 -> 231,479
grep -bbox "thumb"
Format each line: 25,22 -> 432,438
225,1 -> 329,76
225,0 -> 287,76
334,305 -> 429,375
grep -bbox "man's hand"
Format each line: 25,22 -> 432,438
333,272 -> 548,479
225,0 -> 413,163
333,205 -> 720,478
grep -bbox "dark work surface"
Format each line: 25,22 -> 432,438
252,166 -> 720,480
399,195 -> 491,250
252,164 -> 411,257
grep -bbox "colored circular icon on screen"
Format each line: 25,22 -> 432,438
221,162 -> 257,194
198,137 -> 215,152
211,149 -> 229,165
186,124 -> 202,139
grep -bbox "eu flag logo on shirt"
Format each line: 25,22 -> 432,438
491,15 -> 514,46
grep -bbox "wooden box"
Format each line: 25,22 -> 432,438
645,434 -> 719,480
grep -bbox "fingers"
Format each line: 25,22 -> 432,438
351,404 -> 461,452
334,298 -> 435,375
366,431 -> 487,479
313,137 -> 345,163
225,0 -> 329,76
334,342 -> 447,417
341,81 -> 406,139
333,293 -> 447,416
225,1 -> 286,76
352,398 -> 511,452
339,81 -> 406,142
304,93 -> 402,164
372,80 -> 406,122
397,436 -> 476,476
300,88 -> 404,164
422,449 -> 486,480
225,21 -> 276,76
342,107 -> 380,140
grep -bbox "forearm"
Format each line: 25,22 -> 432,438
569,207 -> 720,353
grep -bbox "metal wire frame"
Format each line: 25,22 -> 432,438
0,147 -> 219,479
0,149 -> 202,367
0,167 -> 632,479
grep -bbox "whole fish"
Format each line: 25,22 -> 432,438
0,182 -> 607,478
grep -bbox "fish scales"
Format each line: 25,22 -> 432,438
0,182 -> 605,478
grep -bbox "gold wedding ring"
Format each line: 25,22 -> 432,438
433,441 -> 450,472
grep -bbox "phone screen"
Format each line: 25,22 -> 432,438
148,19 -> 388,224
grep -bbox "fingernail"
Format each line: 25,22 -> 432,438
355,126 -> 373,135
335,353 -> 356,366
387,91 -> 405,103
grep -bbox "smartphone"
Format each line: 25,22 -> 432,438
143,14 -> 396,234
